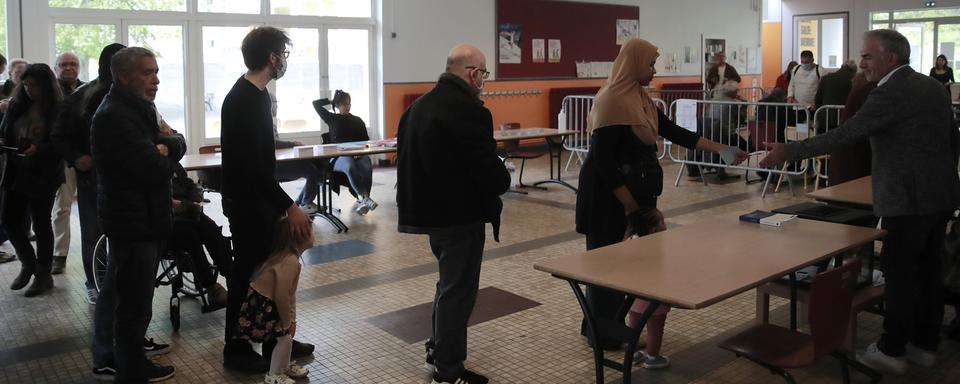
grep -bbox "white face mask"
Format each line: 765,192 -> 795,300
802,62 -> 814,70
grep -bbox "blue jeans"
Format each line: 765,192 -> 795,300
91,238 -> 162,382
274,160 -> 322,206
333,155 -> 373,197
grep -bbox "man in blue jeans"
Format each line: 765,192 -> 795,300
91,46 -> 185,383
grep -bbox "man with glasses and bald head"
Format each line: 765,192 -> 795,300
396,44 -> 510,384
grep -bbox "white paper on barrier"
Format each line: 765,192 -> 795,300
675,99 -> 698,133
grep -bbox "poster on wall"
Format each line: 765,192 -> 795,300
498,23 -> 522,64
616,19 -> 639,45
798,19 -> 818,58
684,46 -> 696,64
548,39 -> 562,63
532,39 -> 545,63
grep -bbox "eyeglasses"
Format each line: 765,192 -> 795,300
465,66 -> 490,79
276,50 -> 290,59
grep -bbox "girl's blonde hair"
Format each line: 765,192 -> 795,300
268,214 -> 309,259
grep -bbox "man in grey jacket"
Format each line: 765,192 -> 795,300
762,29 -> 960,375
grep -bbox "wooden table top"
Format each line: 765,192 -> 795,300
180,141 -> 398,171
806,176 -> 873,207
181,128 -> 572,171
494,127 -> 574,141
534,215 -> 885,309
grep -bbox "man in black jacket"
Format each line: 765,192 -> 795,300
91,46 -> 184,383
397,44 -> 510,384
220,26 -> 313,373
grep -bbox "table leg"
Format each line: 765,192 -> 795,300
533,137 -> 578,193
565,278 -> 659,384
312,169 -> 348,233
790,272 -> 798,330
567,280 -> 605,384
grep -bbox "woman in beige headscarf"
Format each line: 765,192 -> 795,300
574,38 -> 746,355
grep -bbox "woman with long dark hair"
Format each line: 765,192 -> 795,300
0,63 -> 64,296
312,90 -> 377,214
775,61 -> 798,92
930,54 -> 954,84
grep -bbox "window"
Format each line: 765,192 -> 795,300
129,25 -> 186,135
0,1 -> 7,79
793,13 -> 848,68
275,28 -> 321,134
49,0 -> 185,12
198,0 -> 260,14
54,23 -> 119,82
327,28 -> 371,127
202,26 -> 252,138
873,7 -> 960,78
271,0 -> 371,18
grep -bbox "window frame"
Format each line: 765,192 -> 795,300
40,0 -> 379,152
793,12 -> 849,70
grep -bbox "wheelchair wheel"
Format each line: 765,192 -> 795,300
169,296 -> 181,331
91,235 -> 109,293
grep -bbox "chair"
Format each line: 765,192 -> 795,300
718,260 -> 881,383
500,122 -> 546,193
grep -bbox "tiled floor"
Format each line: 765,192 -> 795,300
0,154 -> 958,383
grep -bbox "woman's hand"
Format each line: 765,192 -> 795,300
289,321 -> 297,338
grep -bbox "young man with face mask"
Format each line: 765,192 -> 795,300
396,44 -> 510,384
219,26 -> 315,374
786,50 -> 821,108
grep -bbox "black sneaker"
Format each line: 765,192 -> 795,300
92,363 -> 116,381
424,346 -> 436,372
146,362 -> 175,382
144,338 -> 171,357
223,343 -> 269,374
431,370 -> 488,384
291,339 -> 315,358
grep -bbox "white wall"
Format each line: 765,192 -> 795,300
638,0 -> 762,76
382,0 -> 763,83
780,0 -> 960,67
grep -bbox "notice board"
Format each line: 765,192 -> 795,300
496,0 -> 639,79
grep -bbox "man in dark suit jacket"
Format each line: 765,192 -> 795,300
763,29 -> 960,375
396,44 -> 510,384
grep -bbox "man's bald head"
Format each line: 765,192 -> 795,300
445,44 -> 488,92
446,44 -> 485,71
55,51 -> 81,85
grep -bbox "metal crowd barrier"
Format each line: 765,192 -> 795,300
808,105 -> 846,188
666,98 -> 812,198
560,95 -> 595,171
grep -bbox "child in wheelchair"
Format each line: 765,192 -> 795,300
168,165 -> 232,309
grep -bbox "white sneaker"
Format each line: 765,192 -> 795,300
300,204 -> 318,215
362,197 -> 378,211
264,373 -> 295,384
354,201 -> 370,215
284,361 -> 308,378
905,344 -> 937,367
857,343 -> 907,374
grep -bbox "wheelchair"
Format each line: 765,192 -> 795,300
89,234 -> 226,331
